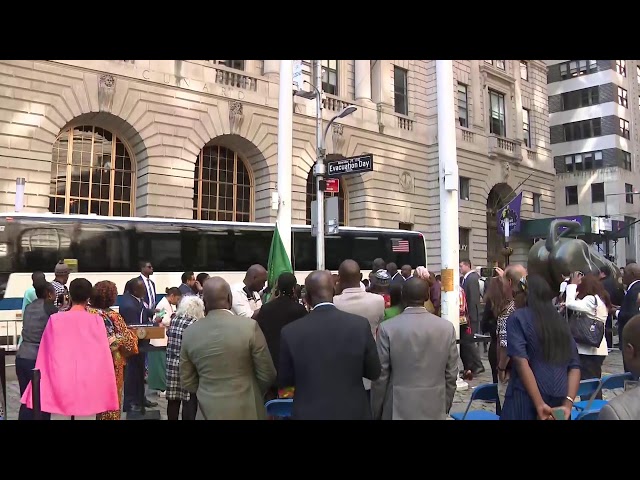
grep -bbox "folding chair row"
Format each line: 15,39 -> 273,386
573,373 -> 633,412
450,383 -> 500,420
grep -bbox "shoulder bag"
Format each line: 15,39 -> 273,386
567,297 -> 605,348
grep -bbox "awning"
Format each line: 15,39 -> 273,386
519,215 -> 628,239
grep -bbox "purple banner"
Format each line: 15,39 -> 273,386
497,192 -> 523,235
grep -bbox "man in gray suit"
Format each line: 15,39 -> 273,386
599,314 -> 640,420
371,277 -> 459,420
180,277 -> 276,420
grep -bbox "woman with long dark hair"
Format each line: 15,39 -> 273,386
500,274 -> 581,420
482,277 -> 514,381
564,273 -> 609,383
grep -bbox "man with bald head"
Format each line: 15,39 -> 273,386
371,277 -> 459,420
231,264 -> 268,319
617,262 -> 640,372
599,314 -> 640,420
501,264 -> 527,308
180,276 -> 276,420
387,263 -> 403,285
334,260 -> 385,394
278,270 -> 381,420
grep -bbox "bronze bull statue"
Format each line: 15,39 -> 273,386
528,219 -> 624,294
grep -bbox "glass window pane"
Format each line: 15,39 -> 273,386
49,125 -> 134,217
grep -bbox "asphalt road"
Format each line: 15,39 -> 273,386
3,345 -> 627,420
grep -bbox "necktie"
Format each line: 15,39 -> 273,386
145,278 -> 155,307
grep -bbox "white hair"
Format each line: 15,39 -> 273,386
176,295 -> 205,320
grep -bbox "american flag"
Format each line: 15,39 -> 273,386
391,238 -> 410,253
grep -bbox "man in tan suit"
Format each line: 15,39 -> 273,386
599,314 -> 640,420
334,259 -> 385,339
180,277 -> 276,420
334,259 -> 385,394
371,277 -> 459,420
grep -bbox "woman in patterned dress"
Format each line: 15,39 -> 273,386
89,281 -> 139,420
166,295 -> 205,420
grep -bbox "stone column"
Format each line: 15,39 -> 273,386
371,60 -> 393,106
470,60 -> 483,128
513,68 -> 524,144
355,60 -> 372,101
263,60 -> 279,76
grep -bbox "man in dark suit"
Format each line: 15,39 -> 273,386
459,259 -> 485,375
278,270 -> 381,420
255,272 -> 307,377
600,264 -> 624,349
139,260 -> 157,309
387,263 -> 405,285
618,263 -> 640,372
460,260 -> 481,334
179,271 -> 197,297
121,277 -> 158,414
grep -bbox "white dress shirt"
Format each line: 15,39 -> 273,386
230,282 -> 262,317
565,283 -> 609,356
140,275 -> 156,308
150,297 -> 173,347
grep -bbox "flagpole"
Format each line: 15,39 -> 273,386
276,60 -> 293,262
436,60 -> 466,391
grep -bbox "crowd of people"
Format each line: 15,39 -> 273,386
11,256 -> 640,420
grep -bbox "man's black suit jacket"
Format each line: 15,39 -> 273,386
256,295 -> 307,369
462,271 -> 481,329
278,304 -> 381,420
618,281 -> 640,347
119,293 -> 154,351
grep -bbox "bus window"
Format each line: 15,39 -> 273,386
137,225 -> 183,271
18,225 -> 72,272
385,235 -> 426,268
351,235 -> 385,270
325,236 -> 351,270
292,231 -> 316,271
230,231 -> 271,270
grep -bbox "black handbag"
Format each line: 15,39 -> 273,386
567,298 -> 605,348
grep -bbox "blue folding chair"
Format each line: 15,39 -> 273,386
574,373 -> 633,412
265,399 -> 293,419
576,378 -> 600,401
575,409 -> 600,420
450,383 -> 500,420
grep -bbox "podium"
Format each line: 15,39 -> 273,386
127,325 -> 166,340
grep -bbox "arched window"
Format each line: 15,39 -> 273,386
49,126 -> 134,216
193,145 -> 253,222
305,169 -> 346,226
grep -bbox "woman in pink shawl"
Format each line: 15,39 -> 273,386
21,278 -> 119,419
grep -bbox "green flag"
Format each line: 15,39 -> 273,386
266,223 -> 293,301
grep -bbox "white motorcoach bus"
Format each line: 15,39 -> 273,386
0,213 -> 428,350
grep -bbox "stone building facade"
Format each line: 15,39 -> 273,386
0,59 -> 555,270
547,60 -> 640,266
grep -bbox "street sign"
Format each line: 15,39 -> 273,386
292,60 -> 303,91
327,154 -> 374,177
325,178 -> 339,193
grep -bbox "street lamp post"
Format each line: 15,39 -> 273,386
602,190 -> 640,261
295,61 -> 357,270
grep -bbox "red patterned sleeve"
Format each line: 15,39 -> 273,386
110,310 -> 139,357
